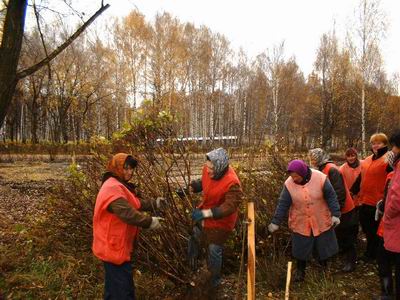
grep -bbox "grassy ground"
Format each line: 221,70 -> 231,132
255,257 -> 380,299
0,161 -> 383,299
0,162 -> 103,299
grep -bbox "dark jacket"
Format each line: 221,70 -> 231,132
320,162 -> 347,210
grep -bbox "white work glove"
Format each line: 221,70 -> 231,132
202,209 -> 213,218
268,223 -> 279,233
331,216 -> 341,228
149,217 -> 163,230
155,197 -> 166,209
375,199 -> 384,221
192,208 -> 213,222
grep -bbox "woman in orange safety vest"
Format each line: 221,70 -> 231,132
340,147 -> 362,207
93,153 -> 164,300
351,133 -> 392,262
189,148 -> 243,298
309,148 -> 358,272
268,159 -> 341,282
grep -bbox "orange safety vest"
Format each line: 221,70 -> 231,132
285,169 -> 333,237
377,171 -> 395,238
340,161 -> 362,206
323,163 -> 355,214
92,177 -> 141,265
359,154 -> 388,206
199,165 -> 241,231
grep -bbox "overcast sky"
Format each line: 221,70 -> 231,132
31,0 -> 400,78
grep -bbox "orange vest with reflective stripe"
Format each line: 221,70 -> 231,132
92,177 -> 141,265
340,161 -> 362,206
359,154 -> 388,206
285,169 -> 333,237
323,163 -> 355,214
199,166 -> 241,231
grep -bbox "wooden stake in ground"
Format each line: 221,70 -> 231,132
285,261 -> 293,300
247,201 -> 255,300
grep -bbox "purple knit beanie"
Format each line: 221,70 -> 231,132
287,159 -> 308,178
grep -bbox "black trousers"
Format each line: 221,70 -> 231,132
359,204 -> 380,259
336,225 -> 358,260
377,239 -> 400,299
103,261 -> 136,300
335,209 -> 359,262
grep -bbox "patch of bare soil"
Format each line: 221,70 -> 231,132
0,162 -> 66,256
0,162 -> 66,224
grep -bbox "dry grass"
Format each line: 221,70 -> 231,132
0,161 -> 67,182
0,156 -> 384,299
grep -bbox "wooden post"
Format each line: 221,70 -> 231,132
285,261 -> 293,300
71,150 -> 76,165
247,201 -> 255,300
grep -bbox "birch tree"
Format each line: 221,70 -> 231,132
349,0 -> 387,155
266,42 -> 285,143
314,32 -> 339,148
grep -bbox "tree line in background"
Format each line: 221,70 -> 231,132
1,0 -> 399,152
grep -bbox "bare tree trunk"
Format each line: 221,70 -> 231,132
31,99 -> 39,143
361,82 -> 366,155
71,113 -> 77,143
20,102 -> 26,142
0,0 -> 27,129
273,80 -> 279,147
0,2 -> 110,128
320,90 -> 324,146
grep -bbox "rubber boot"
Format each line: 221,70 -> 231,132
293,260 -> 306,282
342,248 -> 356,273
374,276 -> 394,300
318,259 -> 331,278
319,259 -> 328,271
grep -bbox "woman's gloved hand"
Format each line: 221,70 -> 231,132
149,217 -> 163,230
331,216 -> 341,227
191,208 -> 213,222
268,223 -> 279,233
